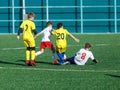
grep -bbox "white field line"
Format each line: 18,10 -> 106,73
0,66 -> 119,72
1,47 -> 25,50
1,47 -> 39,50
95,44 -> 111,46
1,44 -> 115,51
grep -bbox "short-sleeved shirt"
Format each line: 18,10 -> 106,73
41,27 -> 52,42
52,28 -> 70,53
20,20 -> 36,40
74,48 -> 94,65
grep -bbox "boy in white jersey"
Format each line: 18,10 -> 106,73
34,21 -> 56,61
63,43 -> 98,65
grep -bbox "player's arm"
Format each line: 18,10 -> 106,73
17,28 -> 23,40
33,29 -> 38,35
68,33 -> 80,43
51,29 -> 55,32
31,22 -> 38,36
34,30 -> 43,39
90,53 -> 98,63
51,29 -> 56,36
92,59 -> 98,63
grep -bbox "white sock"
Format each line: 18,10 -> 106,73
36,51 -> 42,56
52,53 -> 56,61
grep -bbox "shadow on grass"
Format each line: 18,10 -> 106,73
16,60 -> 52,65
36,61 -> 52,65
16,60 -> 97,66
105,74 -> 120,78
0,60 -> 26,66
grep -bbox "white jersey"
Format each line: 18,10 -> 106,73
41,27 -> 52,42
74,48 -> 94,65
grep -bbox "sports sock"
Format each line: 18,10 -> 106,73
26,50 -> 30,60
52,53 -> 56,61
31,50 -> 35,60
57,53 -> 64,64
35,51 -> 42,56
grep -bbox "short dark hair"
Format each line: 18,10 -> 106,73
85,43 -> 92,48
57,22 -> 63,29
46,21 -> 52,26
28,12 -> 35,18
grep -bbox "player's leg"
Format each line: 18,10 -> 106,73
24,40 -> 31,65
53,54 -> 67,65
35,42 -> 45,56
29,39 -> 36,66
62,56 -> 75,65
64,54 -> 67,61
36,48 -> 44,56
30,47 -> 36,66
52,47 -> 56,60
56,46 -> 66,65
47,42 -> 56,61
56,52 -> 64,65
67,56 -> 75,64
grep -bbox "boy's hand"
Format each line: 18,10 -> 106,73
75,38 -> 80,43
34,35 -> 37,39
17,35 -> 20,40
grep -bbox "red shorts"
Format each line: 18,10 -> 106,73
40,42 -> 53,49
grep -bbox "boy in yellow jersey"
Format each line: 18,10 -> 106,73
17,12 -> 37,66
52,22 -> 80,65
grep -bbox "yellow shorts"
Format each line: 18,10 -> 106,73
56,45 -> 66,53
23,38 -> 35,47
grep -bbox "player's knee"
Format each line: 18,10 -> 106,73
31,47 -> 35,50
27,47 -> 31,50
51,47 -> 55,53
40,49 -> 44,53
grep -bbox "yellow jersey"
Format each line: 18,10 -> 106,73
52,28 -> 70,52
20,20 -> 36,40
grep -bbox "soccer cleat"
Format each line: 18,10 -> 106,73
62,61 -> 70,65
31,60 -> 36,66
25,60 -> 31,66
52,60 -> 59,65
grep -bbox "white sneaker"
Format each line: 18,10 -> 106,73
62,61 -> 70,65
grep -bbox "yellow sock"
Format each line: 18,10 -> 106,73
26,50 -> 30,60
31,50 -> 35,60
